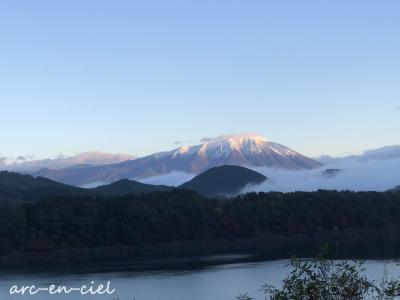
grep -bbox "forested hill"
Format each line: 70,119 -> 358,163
179,165 -> 267,196
1,189 -> 400,255
0,171 -> 172,202
0,171 -> 89,202
0,166 -> 266,202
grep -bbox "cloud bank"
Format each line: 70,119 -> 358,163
242,157 -> 400,194
139,171 -> 194,187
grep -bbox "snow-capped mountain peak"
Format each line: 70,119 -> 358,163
34,134 -> 322,186
211,133 -> 268,143
206,134 -> 268,155
164,133 -> 321,172
172,134 -> 299,160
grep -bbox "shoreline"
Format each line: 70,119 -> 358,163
1,229 -> 400,274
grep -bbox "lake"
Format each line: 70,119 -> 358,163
0,255 -> 399,300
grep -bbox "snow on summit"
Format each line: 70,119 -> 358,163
33,134 -> 322,186
173,133 -> 301,159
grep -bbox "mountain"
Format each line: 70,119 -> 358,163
93,179 -> 173,196
180,165 -> 267,197
0,171 -> 173,203
317,145 -> 400,165
388,185 -> 400,193
34,134 -> 322,187
0,151 -> 136,172
0,171 -> 89,202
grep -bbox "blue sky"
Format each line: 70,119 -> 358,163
0,0 -> 399,159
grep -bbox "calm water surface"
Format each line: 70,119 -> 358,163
0,255 -> 399,300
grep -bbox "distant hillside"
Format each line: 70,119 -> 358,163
0,167 -> 268,202
321,168 -> 342,178
94,179 -> 173,196
0,171 -> 173,203
389,185 -> 400,192
317,145 -> 400,165
180,165 -> 267,197
1,151 -> 136,172
0,171 -> 89,202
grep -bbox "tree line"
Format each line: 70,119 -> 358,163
0,189 -> 399,254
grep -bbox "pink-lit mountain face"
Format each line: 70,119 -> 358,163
0,151 -> 136,172
34,134 -> 322,187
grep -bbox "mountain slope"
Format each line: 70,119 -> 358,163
1,151 -> 136,172
34,134 -> 322,187
317,145 -> 400,165
180,165 -> 267,197
388,185 -> 400,193
0,171 -> 173,203
0,171 -> 89,202
93,179 -> 173,196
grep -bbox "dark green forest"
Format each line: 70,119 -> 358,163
0,189 -> 400,255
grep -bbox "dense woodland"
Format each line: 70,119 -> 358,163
0,189 -> 400,254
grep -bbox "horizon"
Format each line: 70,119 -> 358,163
1,132 -> 399,164
1,1 -> 399,159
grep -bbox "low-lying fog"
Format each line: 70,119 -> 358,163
139,171 -> 195,187
245,157 -> 400,193
138,156 -> 400,193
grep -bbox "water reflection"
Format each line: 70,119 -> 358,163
0,257 -> 399,300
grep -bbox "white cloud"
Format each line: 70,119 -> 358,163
80,181 -> 107,188
242,157 -> 400,194
200,137 -> 213,143
138,171 -> 194,187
